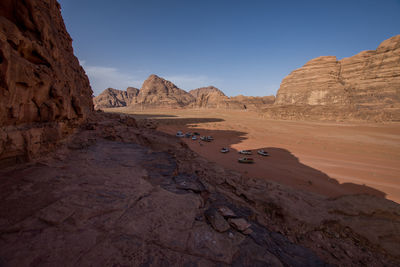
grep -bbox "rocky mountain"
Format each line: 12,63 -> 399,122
95,83 -> 275,110
126,86 -> 140,105
93,87 -> 139,109
132,74 -> 195,108
0,0 -> 93,165
271,35 -> 400,121
189,86 -> 232,108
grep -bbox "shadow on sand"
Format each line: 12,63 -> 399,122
124,112 -> 387,199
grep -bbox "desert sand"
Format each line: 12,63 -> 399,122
108,108 -> 400,203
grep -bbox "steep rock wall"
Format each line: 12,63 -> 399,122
274,35 -> 400,121
0,0 -> 93,165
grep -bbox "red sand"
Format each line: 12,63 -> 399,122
114,108 -> 400,203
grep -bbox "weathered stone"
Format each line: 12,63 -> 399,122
229,218 -> 251,232
205,207 -> 231,232
0,0 -> 93,163
218,206 -> 236,218
271,35 -> 400,121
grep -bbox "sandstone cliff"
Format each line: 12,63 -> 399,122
188,87 -> 275,109
231,94 -> 275,109
0,0 -> 93,165
132,74 -> 195,108
272,35 -> 400,121
93,87 -> 139,109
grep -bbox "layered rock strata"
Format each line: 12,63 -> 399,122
273,35 -> 400,121
0,0 -> 93,165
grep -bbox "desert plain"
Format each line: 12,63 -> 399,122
108,107 -> 400,204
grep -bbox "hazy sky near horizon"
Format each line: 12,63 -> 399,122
58,0 -> 400,96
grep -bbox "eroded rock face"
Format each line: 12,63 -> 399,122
188,87 -> 275,110
133,74 -> 195,108
0,0 -> 93,164
231,95 -> 275,109
273,35 -> 400,121
93,87 -> 139,109
189,86 -> 231,108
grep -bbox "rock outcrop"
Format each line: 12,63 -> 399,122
0,0 -> 93,165
188,87 -> 275,110
0,114 -> 398,266
272,35 -> 400,121
231,95 -> 275,109
189,86 -> 233,108
93,87 -> 139,109
132,74 -> 195,108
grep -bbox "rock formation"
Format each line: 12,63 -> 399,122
189,86 -> 234,108
95,84 -> 275,110
133,74 -> 195,108
93,87 -> 139,109
126,86 -> 140,105
231,95 -> 275,109
272,35 -> 400,121
187,87 -> 275,110
0,0 -> 93,165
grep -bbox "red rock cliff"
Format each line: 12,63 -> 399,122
0,0 -> 93,165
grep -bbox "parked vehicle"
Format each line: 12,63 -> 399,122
193,132 -> 200,136
200,136 -> 212,142
192,136 -> 197,140
238,157 -> 254,164
238,150 -> 252,155
176,131 -> 184,138
220,147 -> 229,153
257,150 -> 269,156
185,132 -> 193,138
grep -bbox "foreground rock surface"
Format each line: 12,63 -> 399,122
0,0 -> 93,165
0,112 -> 399,266
271,35 -> 400,121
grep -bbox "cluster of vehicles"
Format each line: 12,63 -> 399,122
236,149 -> 269,163
176,130 -> 269,164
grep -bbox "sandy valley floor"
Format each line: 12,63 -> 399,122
108,108 -> 400,203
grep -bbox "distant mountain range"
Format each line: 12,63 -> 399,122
94,35 -> 400,121
93,74 -> 275,110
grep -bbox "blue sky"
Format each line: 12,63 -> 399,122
58,0 -> 400,96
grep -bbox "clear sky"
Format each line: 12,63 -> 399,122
58,0 -> 400,96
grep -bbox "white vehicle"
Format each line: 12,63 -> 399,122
238,150 -> 252,155
192,136 -> 197,140
220,147 -> 229,153
257,150 -> 269,156
176,131 -> 184,138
